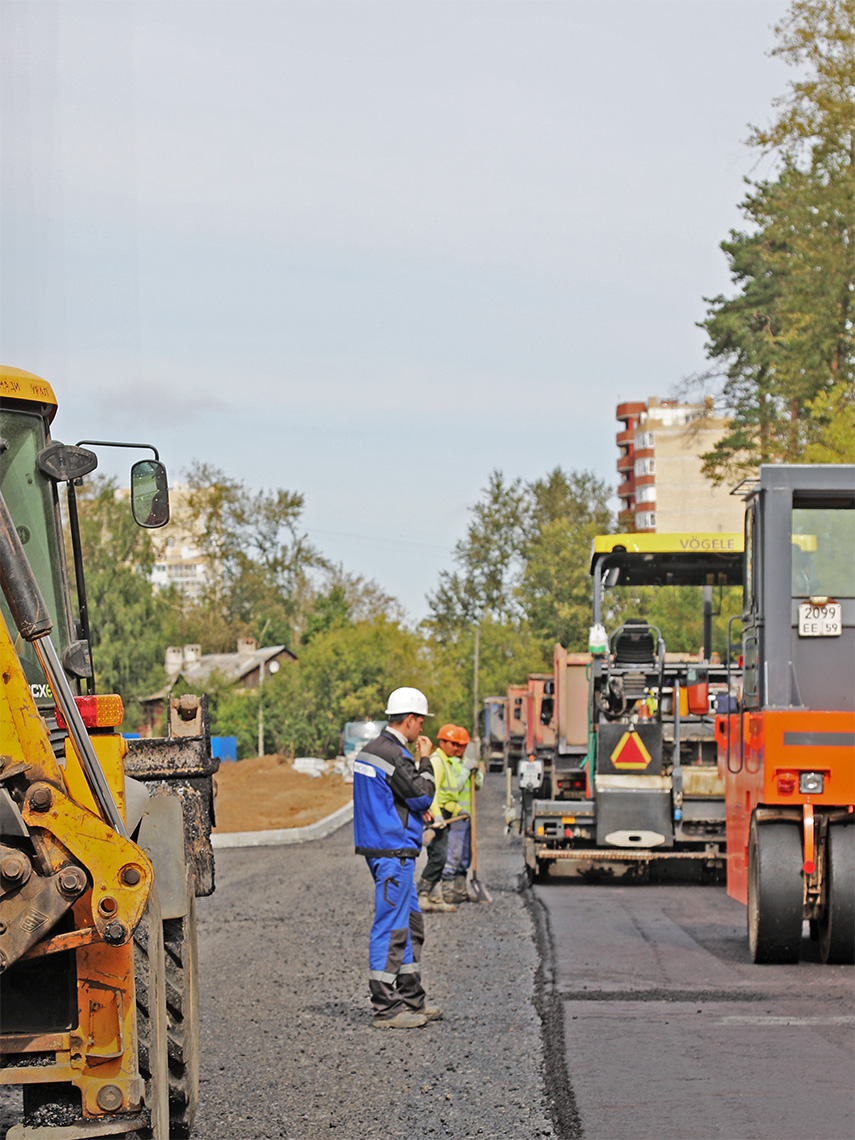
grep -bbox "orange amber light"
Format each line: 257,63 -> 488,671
55,694 -> 125,730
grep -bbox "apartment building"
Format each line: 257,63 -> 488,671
149,482 -> 212,598
616,398 -> 745,533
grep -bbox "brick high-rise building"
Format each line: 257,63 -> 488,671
616,398 -> 745,533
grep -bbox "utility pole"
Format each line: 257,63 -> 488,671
472,620 -> 481,759
257,618 -> 271,757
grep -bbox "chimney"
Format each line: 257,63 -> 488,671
165,646 -> 183,675
237,637 -> 257,659
183,644 -> 202,668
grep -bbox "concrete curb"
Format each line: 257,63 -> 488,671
212,800 -> 353,850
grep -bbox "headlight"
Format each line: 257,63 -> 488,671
799,771 -> 824,794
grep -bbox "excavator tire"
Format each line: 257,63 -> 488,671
164,866 -> 201,1137
748,819 -> 802,964
819,824 -> 855,965
135,885 -> 170,1140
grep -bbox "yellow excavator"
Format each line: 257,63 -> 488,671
0,366 -> 218,1138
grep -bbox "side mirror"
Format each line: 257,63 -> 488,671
131,460 -> 170,528
604,566 -> 621,588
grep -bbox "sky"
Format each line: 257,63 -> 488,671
1,0 -> 793,621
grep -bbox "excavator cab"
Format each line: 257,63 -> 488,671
0,367 -> 216,1138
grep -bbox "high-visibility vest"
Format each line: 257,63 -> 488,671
432,748 -> 482,814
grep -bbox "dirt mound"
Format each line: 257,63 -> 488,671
212,754 -> 352,833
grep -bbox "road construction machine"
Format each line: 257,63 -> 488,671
480,697 -> 507,772
522,531 -> 743,881
0,366 -> 218,1138
716,464 -> 854,963
504,683 -> 528,774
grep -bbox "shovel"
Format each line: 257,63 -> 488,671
468,771 -> 493,903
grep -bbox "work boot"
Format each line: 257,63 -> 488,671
441,879 -> 458,905
420,1005 -> 444,1022
418,878 -> 451,913
427,881 -> 456,912
453,873 -> 473,903
373,1010 -> 427,1029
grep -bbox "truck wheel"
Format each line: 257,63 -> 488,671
135,886 -> 170,1140
747,820 -> 802,964
164,867 -> 201,1137
819,825 -> 855,965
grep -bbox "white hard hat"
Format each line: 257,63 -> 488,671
384,687 -> 432,717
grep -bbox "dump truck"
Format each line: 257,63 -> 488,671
716,464 -> 854,963
504,683 -> 528,774
522,531 -> 743,881
480,697 -> 507,772
550,645 -> 590,800
0,366 -> 218,1138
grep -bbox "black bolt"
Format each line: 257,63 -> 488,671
30,787 -> 52,812
0,921 -> 6,935
103,921 -> 127,946
121,866 -> 141,886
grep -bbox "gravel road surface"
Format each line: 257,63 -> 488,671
192,773 -> 557,1139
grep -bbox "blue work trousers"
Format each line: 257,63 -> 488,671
365,855 -> 426,1017
441,817 -> 472,879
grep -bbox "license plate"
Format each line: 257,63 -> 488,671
798,602 -> 842,637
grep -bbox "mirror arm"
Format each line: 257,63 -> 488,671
75,439 -> 160,461
66,480 -> 95,695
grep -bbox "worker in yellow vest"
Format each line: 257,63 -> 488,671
436,725 -> 483,904
416,728 -> 461,913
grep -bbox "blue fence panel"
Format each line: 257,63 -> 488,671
212,736 -> 238,762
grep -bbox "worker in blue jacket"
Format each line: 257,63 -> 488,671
353,686 -> 443,1029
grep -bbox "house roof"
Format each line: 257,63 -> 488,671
143,644 -> 297,703
179,644 -> 296,687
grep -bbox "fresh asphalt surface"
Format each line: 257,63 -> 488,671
1,775 -> 853,1138
534,868 -> 854,1140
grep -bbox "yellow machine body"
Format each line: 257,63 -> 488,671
0,610 -> 154,1123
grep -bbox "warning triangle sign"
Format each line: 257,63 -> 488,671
611,729 -> 652,770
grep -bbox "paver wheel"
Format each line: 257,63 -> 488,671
819,824 -> 855,965
748,819 -> 803,964
135,885 -> 170,1139
164,866 -> 201,1137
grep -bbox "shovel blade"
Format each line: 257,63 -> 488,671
470,874 -> 493,903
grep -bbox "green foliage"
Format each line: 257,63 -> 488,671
427,471 -> 527,633
73,477 -> 171,724
301,584 -> 351,644
699,0 -> 854,481
424,467 -> 614,735
212,618 -> 430,759
518,470 -> 613,649
172,461 -> 327,651
427,619 -> 548,737
428,466 -> 613,650
607,587 -> 744,659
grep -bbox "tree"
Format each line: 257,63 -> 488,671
427,471 -> 527,636
698,0 -> 854,480
428,466 -> 612,645
170,461 -> 327,651
223,617 -> 430,760
518,470 -> 613,648
424,467 -> 614,736
73,477 -> 171,725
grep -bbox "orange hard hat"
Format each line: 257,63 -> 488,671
438,724 -> 470,746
